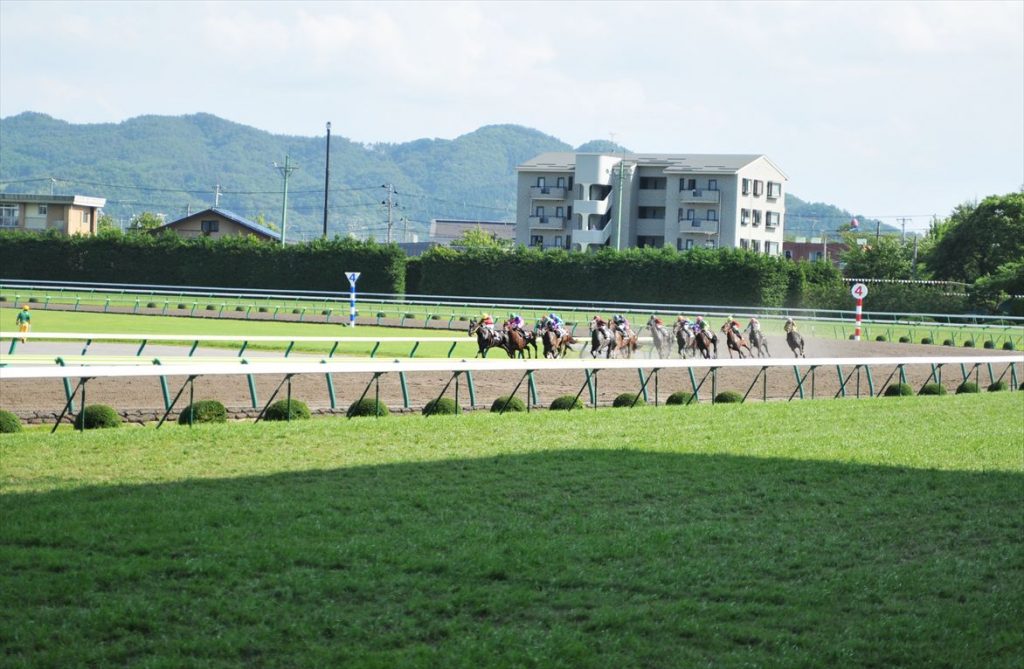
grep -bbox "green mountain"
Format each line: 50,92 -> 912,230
0,112 -> 894,241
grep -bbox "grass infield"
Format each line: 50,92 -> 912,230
1,394 -> 1022,667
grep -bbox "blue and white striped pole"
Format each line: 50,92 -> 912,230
346,271 -> 361,328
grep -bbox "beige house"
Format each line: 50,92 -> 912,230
0,193 -> 106,235
429,218 -> 515,245
157,208 -> 281,242
516,152 -> 787,255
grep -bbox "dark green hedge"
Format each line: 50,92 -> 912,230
0,231 -> 406,293
410,246 -> 839,308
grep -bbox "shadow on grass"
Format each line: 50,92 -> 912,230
2,451 -> 1021,668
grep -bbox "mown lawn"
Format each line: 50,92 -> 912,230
2,394 -> 1022,667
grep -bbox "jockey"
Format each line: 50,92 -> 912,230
612,314 -> 632,337
727,315 -> 742,337
675,315 -> 692,334
508,313 -> 525,333
747,317 -> 761,334
479,312 -> 495,333
548,313 -> 564,337
784,317 -> 798,333
693,315 -> 706,334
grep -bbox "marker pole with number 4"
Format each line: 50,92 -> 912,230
851,283 -> 868,341
345,272 -> 361,328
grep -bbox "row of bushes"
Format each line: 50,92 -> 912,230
869,335 -> 1015,349
6,381 -> 1013,432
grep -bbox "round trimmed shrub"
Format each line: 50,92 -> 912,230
987,381 -> 1008,392
875,335 -> 887,342
422,397 -> 458,416
849,334 -> 856,340
884,383 -> 914,397
74,404 -> 121,430
666,391 -> 695,406
1003,341 -> 1016,351
613,392 -> 645,408
942,339 -> 954,347
146,301 -> 157,308
178,400 -> 227,425
0,295 -> 7,302
404,312 -> 416,319
549,395 -> 584,411
291,308 -> 301,314
714,390 -> 743,403
28,297 -> 39,303
983,340 -> 995,349
962,340 -> 975,348
921,337 -> 933,345
177,303 -> 187,309
430,314 -> 441,320
457,315 -> 468,322
347,398 -> 389,417
376,311 -> 388,318
0,409 -> 23,433
919,383 -> 947,396
955,382 -> 980,394
490,395 -> 526,413
321,310 -> 330,315
264,399 -> 311,421
205,304 -> 216,311
898,336 -> 911,343
258,306 -> 269,313
235,305 -> 245,312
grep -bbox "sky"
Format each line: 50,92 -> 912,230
1,0 -> 1021,230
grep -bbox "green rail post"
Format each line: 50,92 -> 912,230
466,371 -> 477,408
284,342 -> 295,358
44,295 -> 51,310
324,308 -> 332,323
792,366 -> 804,400
7,339 -> 16,355
238,341 -> 248,357
959,363 -> 969,383
273,306 -> 280,320
103,298 -> 111,313
835,365 -> 846,398
162,300 -> 170,315
56,357 -> 75,414
447,342 -> 457,358
865,365 -> 875,396
585,369 -> 596,405
133,298 -> 140,314
241,359 -> 258,408
152,359 -> 172,411
218,303 -> 226,318
136,340 -> 147,356
323,361 -> 337,409
408,342 -> 420,358
400,312 -> 407,327
189,302 -> 198,317
986,363 -> 995,385
688,367 -> 699,402
637,369 -> 648,402
189,340 -> 199,357
369,342 -> 379,358
299,308 -> 307,322
399,372 -> 410,409
246,305 -> 253,319
527,372 -> 538,407
74,296 -> 81,311
80,339 -> 92,356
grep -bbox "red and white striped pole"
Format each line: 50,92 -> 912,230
854,297 -> 863,341
851,283 -> 868,341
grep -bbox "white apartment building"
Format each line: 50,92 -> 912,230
516,152 -> 787,255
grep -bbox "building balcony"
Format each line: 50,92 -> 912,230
679,189 -> 720,204
573,198 -> 610,216
529,186 -> 567,200
574,224 -> 613,247
528,215 -> 566,230
679,219 -> 719,234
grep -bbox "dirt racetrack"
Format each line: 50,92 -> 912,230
2,334 -> 1020,424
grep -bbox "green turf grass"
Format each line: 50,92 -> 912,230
2,394 -> 1021,667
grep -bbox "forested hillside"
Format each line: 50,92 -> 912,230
0,112 -> 891,240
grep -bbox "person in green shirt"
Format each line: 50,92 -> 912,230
15,304 -> 31,343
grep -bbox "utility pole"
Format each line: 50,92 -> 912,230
381,183 -> 398,243
615,159 -> 625,251
896,217 -> 911,243
273,155 -> 298,246
875,221 -> 881,244
214,184 -> 221,208
323,122 -> 331,239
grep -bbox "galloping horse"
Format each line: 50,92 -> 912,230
693,328 -> 717,359
541,328 -> 578,358
673,320 -> 694,358
786,329 -> 805,358
588,317 -> 614,358
503,323 -> 538,359
745,320 -> 770,358
646,316 -> 674,359
611,325 -> 640,359
468,319 -> 507,358
721,321 -> 753,359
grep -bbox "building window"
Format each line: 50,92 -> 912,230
767,181 -> 782,198
685,208 -> 695,220
706,210 -> 717,221
554,235 -> 562,248
708,179 -> 718,191
766,211 -> 780,226
753,210 -> 762,226
638,207 -> 665,219
555,206 -> 564,218
740,238 -> 750,250
556,176 -> 565,188
685,239 -> 694,250
741,178 -> 750,195
741,209 -> 750,225
537,177 -> 546,188
535,206 -> 545,217
687,178 -> 697,190
705,239 -> 716,249
784,249 -> 793,260
691,218 -> 702,228
753,180 -> 764,196
201,219 -> 219,233
0,206 -> 18,227
637,235 -> 662,248
765,241 -> 779,255
567,206 -> 573,219
639,177 -> 666,190
37,204 -> 48,215
530,235 -> 543,247
568,177 -> 574,190
752,240 -> 762,253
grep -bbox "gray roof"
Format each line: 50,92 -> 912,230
518,152 -> 781,175
162,208 -> 281,241
0,193 -> 107,207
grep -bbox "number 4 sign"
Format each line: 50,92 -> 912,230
345,272 -> 361,327
851,283 -> 867,340
851,282 -> 868,299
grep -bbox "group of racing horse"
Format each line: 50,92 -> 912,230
469,314 -> 806,360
